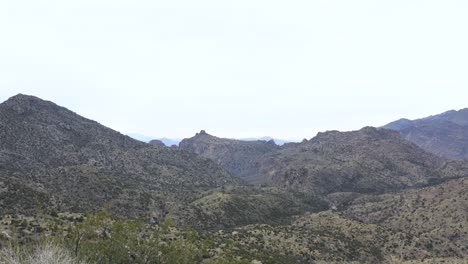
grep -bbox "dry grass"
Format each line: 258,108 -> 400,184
0,242 -> 87,264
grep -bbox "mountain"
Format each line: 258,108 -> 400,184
0,94 -> 241,217
1,95 -> 468,263
258,127 -> 468,194
180,127 -> 468,195
383,108 -> 468,160
148,139 -> 166,147
126,133 -> 153,143
154,136 -> 289,147
128,134 -> 181,146
179,130 -> 280,184
240,136 -> 293,145
158,138 -> 181,147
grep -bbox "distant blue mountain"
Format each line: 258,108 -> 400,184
128,133 -> 181,147
127,133 -> 153,143
158,138 -> 181,147
239,137 -> 295,146
128,132 -> 292,147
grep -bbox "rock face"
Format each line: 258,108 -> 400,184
258,127 -> 468,194
384,108 -> 468,160
179,131 -> 279,184
0,94 -> 242,216
181,127 -> 468,194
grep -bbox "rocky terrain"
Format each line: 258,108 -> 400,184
342,177 -> 468,259
0,94 -> 241,217
258,127 -> 468,194
1,94 -> 468,263
181,127 -> 468,195
179,131 -> 279,184
172,186 -> 328,230
384,108 -> 468,160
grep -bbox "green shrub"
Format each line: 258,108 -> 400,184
55,211 -> 216,264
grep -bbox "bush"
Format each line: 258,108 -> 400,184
1,212 -> 251,264
0,241 -> 86,264
56,211 -> 217,264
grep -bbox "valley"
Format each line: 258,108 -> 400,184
0,95 -> 467,263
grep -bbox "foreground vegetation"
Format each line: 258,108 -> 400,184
1,210 -> 467,264
0,212 -> 250,264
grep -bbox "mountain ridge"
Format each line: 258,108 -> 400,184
383,108 -> 468,160
0,94 -> 242,217
180,126 -> 468,195
179,130 -> 280,184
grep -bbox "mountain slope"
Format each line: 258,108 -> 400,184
172,186 -> 328,230
179,127 -> 468,195
0,94 -> 241,217
179,130 -> 280,184
384,108 -> 468,160
342,177 -> 468,259
258,127 -> 468,194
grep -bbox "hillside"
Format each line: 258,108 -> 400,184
384,108 -> 468,160
258,127 -> 468,194
201,178 -> 468,262
342,177 -> 468,259
0,94 -> 242,217
179,131 -> 280,184
1,95 -> 468,263
181,127 -> 468,195
171,186 -> 328,230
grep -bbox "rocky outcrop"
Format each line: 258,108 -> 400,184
181,126 -> 468,195
179,131 -> 279,184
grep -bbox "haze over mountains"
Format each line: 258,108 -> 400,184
0,94 -> 467,263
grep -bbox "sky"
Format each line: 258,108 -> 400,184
1,0 -> 467,140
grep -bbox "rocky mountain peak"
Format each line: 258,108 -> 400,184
0,95 -> 242,216
1,94 -> 60,114
192,130 -> 212,138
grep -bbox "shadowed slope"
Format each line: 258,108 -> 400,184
179,130 -> 279,184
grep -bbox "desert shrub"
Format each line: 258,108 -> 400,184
0,241 -> 86,264
55,211 -> 218,264
1,212 -> 253,264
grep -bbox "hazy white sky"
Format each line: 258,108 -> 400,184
1,0 -> 467,139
